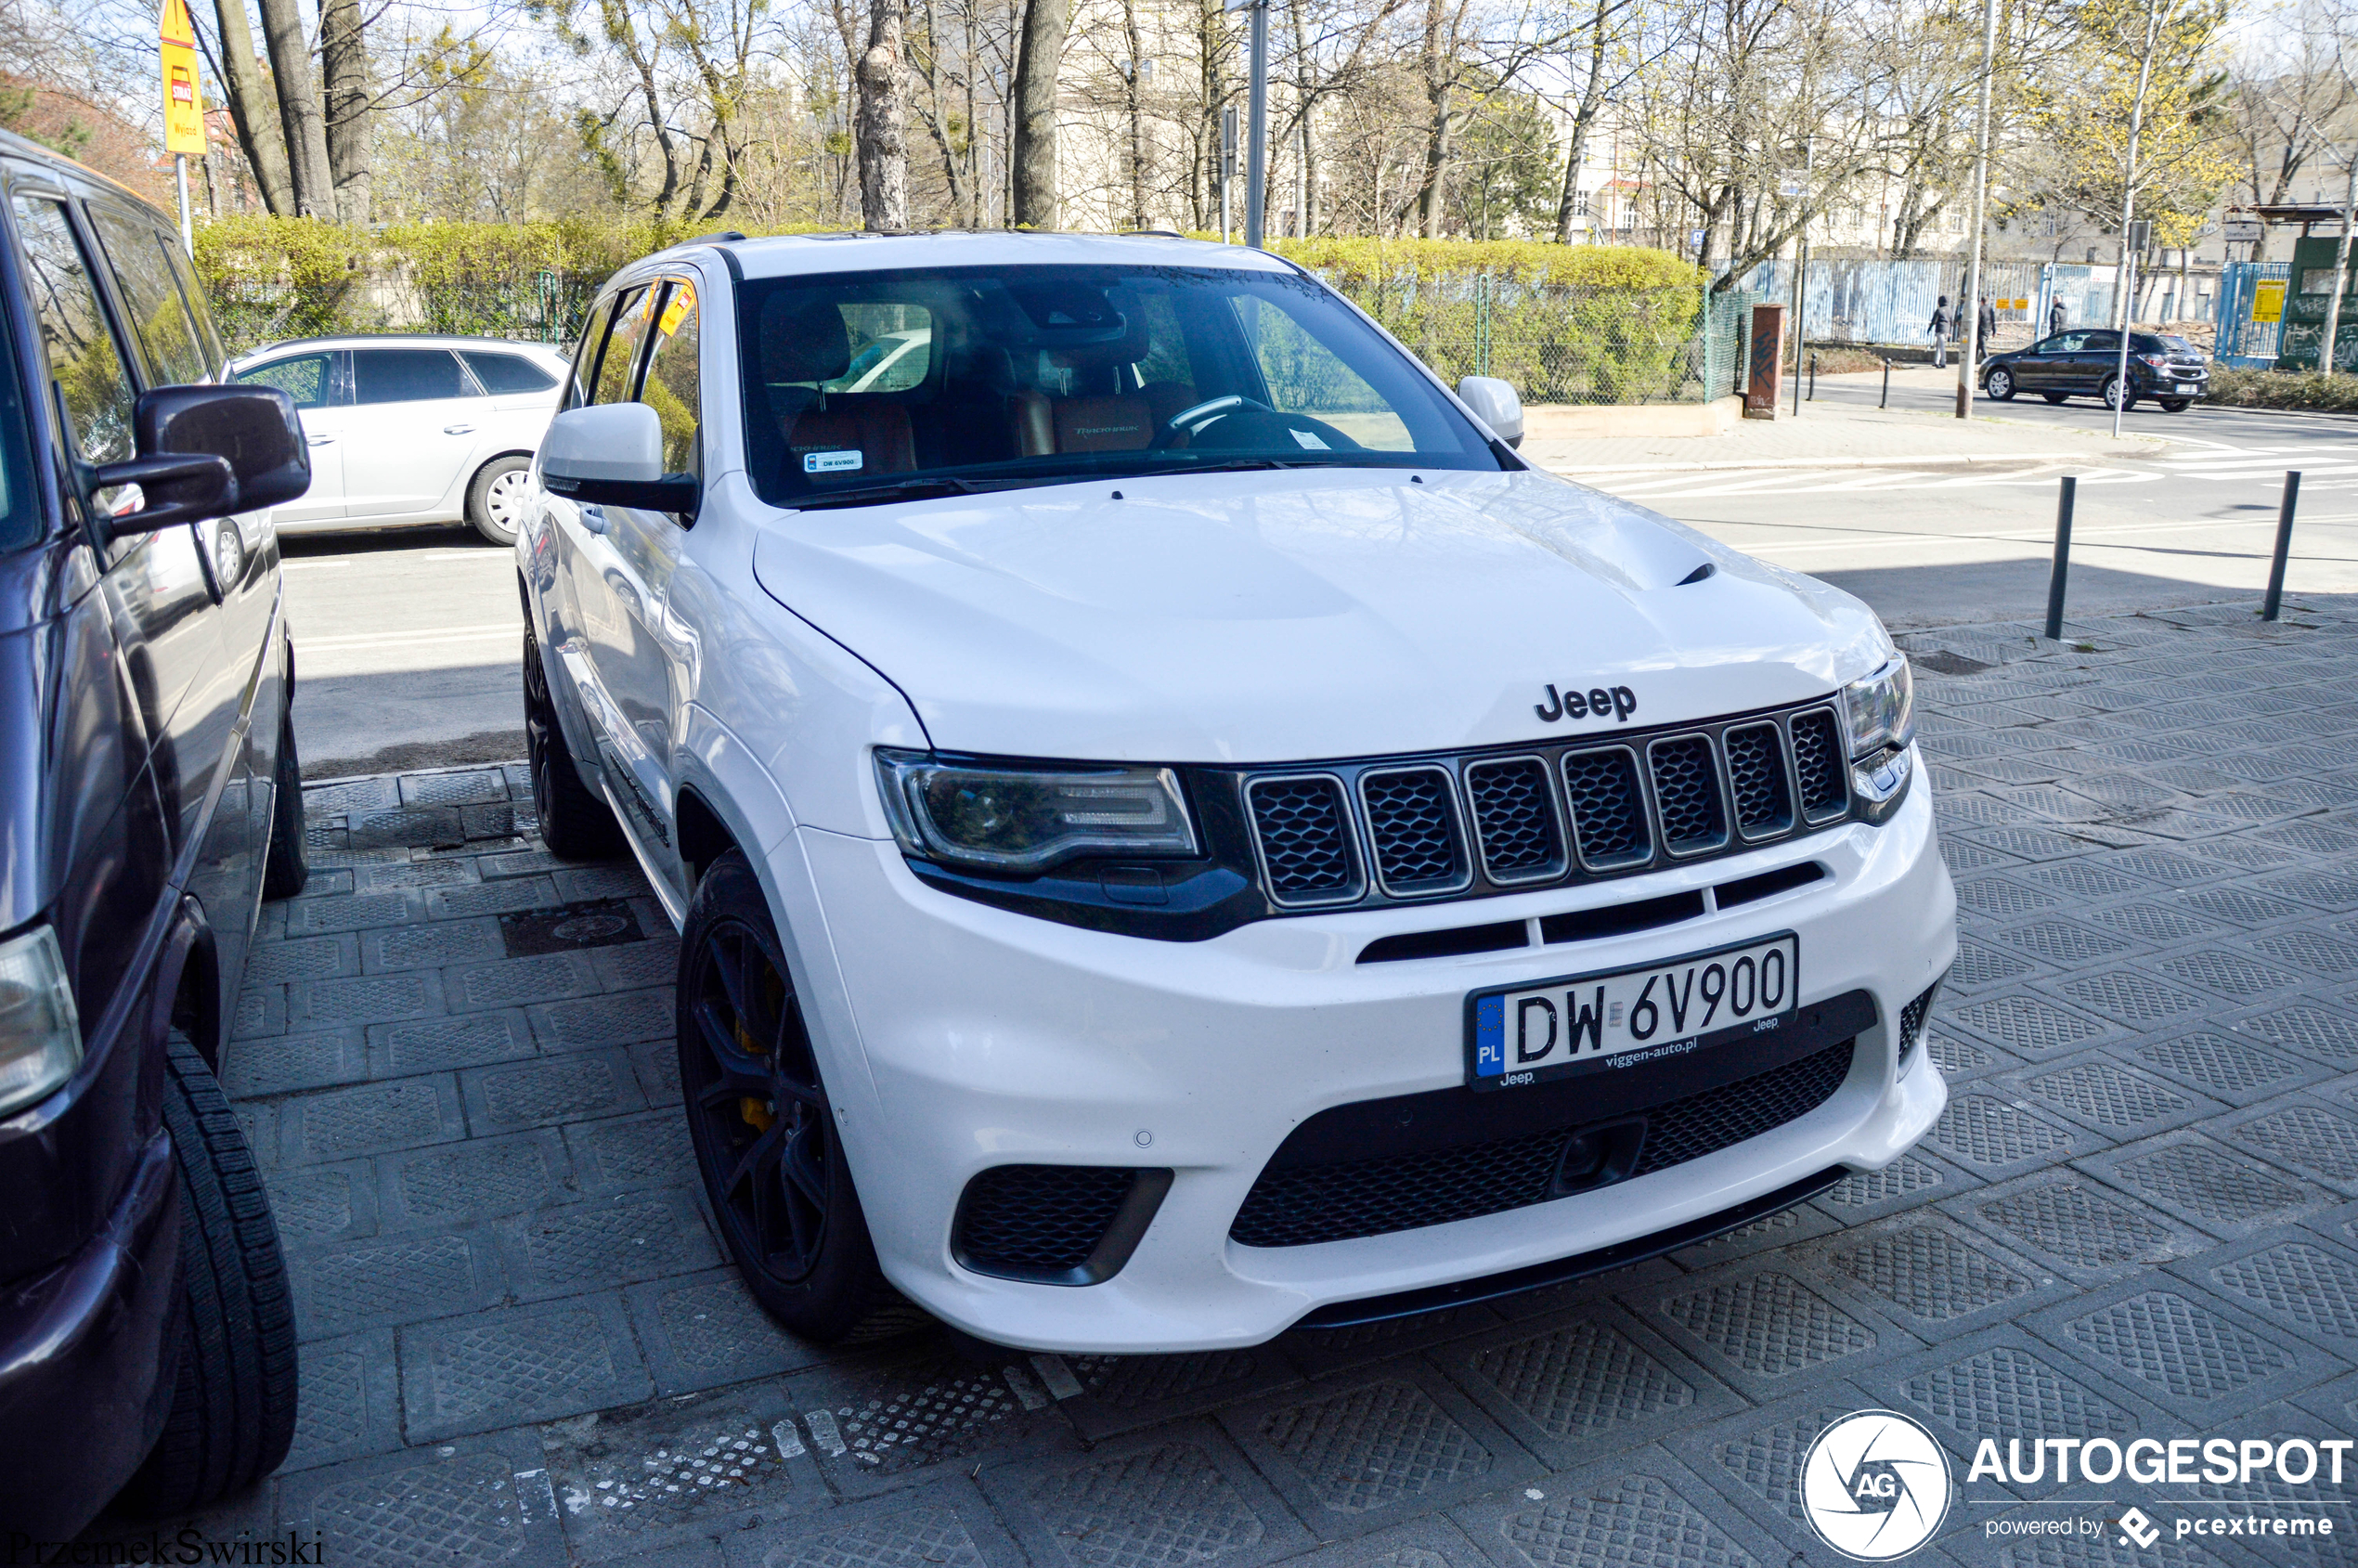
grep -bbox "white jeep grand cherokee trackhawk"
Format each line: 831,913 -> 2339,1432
515,231 -> 1955,1354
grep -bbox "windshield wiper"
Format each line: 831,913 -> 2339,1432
789,476 -> 982,511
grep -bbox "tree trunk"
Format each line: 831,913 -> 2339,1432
1415,0 -> 1448,238
209,0 -> 293,215
857,0 -> 909,229
1011,0 -> 1068,228
1122,0 -> 1147,229
253,0 -> 333,217
1552,0 -> 1612,242
320,0 -> 369,226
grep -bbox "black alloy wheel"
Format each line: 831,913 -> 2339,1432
1985,367 -> 2015,400
2041,391 -> 2069,404
2159,397 -> 2191,412
676,850 -> 892,1340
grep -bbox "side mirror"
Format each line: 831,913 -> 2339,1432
1456,375 -> 1523,449
542,403 -> 699,514
91,383 -> 311,539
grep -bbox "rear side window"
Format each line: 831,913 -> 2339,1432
0,297 -> 40,551
160,239 -> 226,373
640,280 -> 700,474
564,299 -> 616,409
236,353 -> 333,408
14,194 -> 134,467
592,289 -> 654,406
352,348 -> 468,405
461,351 -> 557,394
86,202 -> 207,387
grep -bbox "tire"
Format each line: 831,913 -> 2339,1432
118,1032 -> 297,1517
1985,367 -> 2015,400
678,850 -> 894,1342
261,688 -> 307,901
2160,397 -> 2191,413
2102,375 -> 2135,412
466,455 -> 532,547
2041,392 -> 2069,404
523,618 -> 623,860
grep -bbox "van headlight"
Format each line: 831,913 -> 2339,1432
1842,658 -> 1916,821
875,750 -> 1200,873
0,926 -> 83,1118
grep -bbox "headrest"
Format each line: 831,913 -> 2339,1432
759,298 -> 852,383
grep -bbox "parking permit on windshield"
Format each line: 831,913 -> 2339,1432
1467,933 -> 1800,1090
803,449 -> 863,474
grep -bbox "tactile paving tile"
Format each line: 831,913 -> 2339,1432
515,1198 -> 717,1292
2107,1142 -> 2313,1225
755,1505 -> 986,1568
372,921 -> 502,972
1025,1443 -> 1264,1567
1938,797 -> 2031,828
1659,1272 -> 1873,1376
1992,921 -> 2131,963
556,1411 -> 791,1536
309,1448 -> 530,1567
392,1140 -> 559,1222
2188,837 -> 2301,872
536,988 -> 675,1048
2180,887 -> 2305,926
290,893 -> 418,937
1467,1318 -> 1696,1437
287,1339 -> 374,1467
402,771 -> 509,807
1258,1380 -> 1492,1513
480,1056 -> 630,1125
2083,902 -> 2222,942
2248,930 -> 2358,975
1976,1181 -> 2169,1270
2020,1062 -> 2192,1128
570,1114 -> 699,1190
651,1276 -> 797,1379
292,1081 -> 454,1160
1703,1401 -> 1859,1523
381,1013 -> 533,1074
1819,1156 -> 1944,1211
1939,839 -> 2021,874
408,1304 -> 638,1436
2258,871 -> 2358,909
2064,1290 -> 2292,1401
818,1361 -> 1028,1475
1945,997 -> 2108,1053
2253,820 -> 2358,854
2054,970 -> 2209,1024
1066,1351 -> 1269,1409
1929,1095 -> 2075,1166
296,973 -> 438,1023
2018,862 -> 2156,903
2230,1105 -> 2358,1183
1925,1036 -> 1998,1075
1497,1474 -> 1755,1568
248,936 -> 350,984
2211,1242 -> 2358,1341
2097,848 -> 2216,884
1956,827 -> 2088,861
2155,952 -> 2304,996
299,1235 -> 480,1336
1951,876 -> 2062,918
1903,1344 -> 2140,1443
2132,1032 -> 2308,1095
2235,1006 -> 2358,1064
266,1167 -> 359,1245
1828,1225 -> 2037,1321
1948,940 -> 2035,989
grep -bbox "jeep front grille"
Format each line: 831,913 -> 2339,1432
1238,700 -> 1851,911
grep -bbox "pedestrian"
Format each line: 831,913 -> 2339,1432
2048,296 -> 2067,337
1977,295 -> 1998,352
1930,295 -> 1951,369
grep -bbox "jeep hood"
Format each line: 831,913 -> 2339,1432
747,467 -> 1894,764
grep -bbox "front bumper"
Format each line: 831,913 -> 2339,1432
791,766 -> 1954,1353
0,1130 -> 181,1536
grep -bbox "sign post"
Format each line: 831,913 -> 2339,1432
1224,0 -> 1269,249
160,0 -> 205,254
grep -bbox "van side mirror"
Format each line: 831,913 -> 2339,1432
542,403 -> 699,515
89,383 -> 310,540
1456,375 -> 1523,449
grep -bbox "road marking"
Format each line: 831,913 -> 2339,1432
298,622 -> 518,652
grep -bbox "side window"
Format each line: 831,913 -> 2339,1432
591,287 -> 654,406
461,351 -> 557,394
825,304 -> 931,394
639,279 -> 700,474
351,348 -> 468,405
565,298 -> 617,409
2045,332 -> 2085,354
86,202 -> 206,387
160,238 -> 226,374
235,353 -> 332,409
13,194 -> 134,469
2079,331 -> 2118,354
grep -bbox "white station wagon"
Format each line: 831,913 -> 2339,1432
515,232 -> 1957,1353
230,333 -> 568,544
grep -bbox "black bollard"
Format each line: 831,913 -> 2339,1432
2264,472 -> 2301,621
1880,358 -> 1891,409
2044,476 -> 2077,641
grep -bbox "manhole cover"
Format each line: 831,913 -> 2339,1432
500,898 -> 645,957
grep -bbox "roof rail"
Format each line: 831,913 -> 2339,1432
684,230 -> 747,246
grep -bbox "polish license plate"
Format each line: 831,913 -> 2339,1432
1467,933 -> 1800,1091
2176,382 -> 2199,394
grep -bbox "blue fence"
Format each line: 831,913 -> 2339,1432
2215,262 -> 2292,368
1730,257 -> 2119,346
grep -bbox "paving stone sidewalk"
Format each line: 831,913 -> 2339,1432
88,593 -> 2358,1567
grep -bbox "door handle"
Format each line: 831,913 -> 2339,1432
307,434 -> 334,446
444,423 -> 477,435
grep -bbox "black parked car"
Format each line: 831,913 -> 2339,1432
0,131 -> 313,1536
1980,328 -> 2210,412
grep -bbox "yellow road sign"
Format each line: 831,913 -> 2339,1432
161,0 -> 205,155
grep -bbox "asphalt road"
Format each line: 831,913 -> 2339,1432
1579,368 -> 2358,629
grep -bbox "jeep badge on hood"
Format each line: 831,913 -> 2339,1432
1535,683 -> 1638,723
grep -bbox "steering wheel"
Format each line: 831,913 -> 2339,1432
1151,394 -> 1274,448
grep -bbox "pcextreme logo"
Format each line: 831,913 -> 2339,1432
1799,1410 -> 1954,1561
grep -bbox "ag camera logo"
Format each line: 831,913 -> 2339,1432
1800,1409 -> 1954,1560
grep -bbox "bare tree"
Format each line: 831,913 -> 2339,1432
1012,0 -> 1068,224
321,0 -> 370,223
253,0 -> 335,214
205,0 -> 294,214
859,0 -> 911,225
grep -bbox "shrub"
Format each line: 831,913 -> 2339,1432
2205,366 -> 2358,413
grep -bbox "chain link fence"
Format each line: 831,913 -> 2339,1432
210,266 -> 604,356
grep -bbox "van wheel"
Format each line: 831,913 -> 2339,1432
261,694 -> 307,901
523,621 -> 622,860
678,850 -> 894,1341
467,456 -> 532,547
118,1032 -> 297,1516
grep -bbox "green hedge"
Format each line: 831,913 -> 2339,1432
2205,366 -> 2358,413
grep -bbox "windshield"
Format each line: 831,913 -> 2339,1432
737,263 -> 1506,507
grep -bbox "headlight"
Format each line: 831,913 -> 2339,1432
1842,658 -> 1916,819
876,750 -> 1200,873
0,926 -> 83,1118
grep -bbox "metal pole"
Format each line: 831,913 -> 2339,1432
1957,0 -> 1997,418
2045,475 -> 2077,640
1808,353 -> 1818,401
1881,357 -> 1890,408
1244,0 -> 1269,250
1220,104 -> 1236,243
2112,0 -> 2162,439
175,154 -> 193,255
2264,471 -> 2301,621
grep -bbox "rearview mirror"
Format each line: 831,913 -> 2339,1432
92,383 -> 311,539
1456,375 -> 1523,448
543,403 -> 699,514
